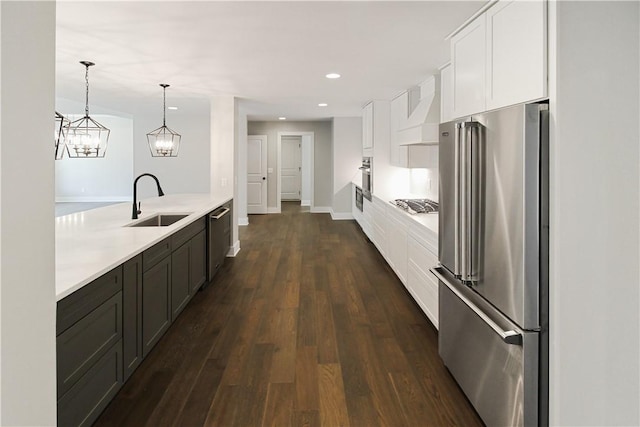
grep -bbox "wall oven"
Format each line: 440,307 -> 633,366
359,157 -> 372,201
355,186 -> 363,211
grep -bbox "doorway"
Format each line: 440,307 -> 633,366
277,131 -> 314,212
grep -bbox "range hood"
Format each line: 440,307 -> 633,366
397,75 -> 440,145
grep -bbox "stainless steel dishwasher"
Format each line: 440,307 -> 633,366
207,203 -> 231,282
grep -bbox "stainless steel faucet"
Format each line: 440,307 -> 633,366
132,173 -> 165,219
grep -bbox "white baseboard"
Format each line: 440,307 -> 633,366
227,240 -> 241,257
56,196 -> 130,203
238,216 -> 249,226
268,207 -> 281,214
330,210 -> 354,220
310,206 -> 331,214
301,199 -> 311,207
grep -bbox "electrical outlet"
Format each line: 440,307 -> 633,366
221,178 -> 228,187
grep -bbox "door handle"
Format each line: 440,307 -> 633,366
431,267 -> 523,346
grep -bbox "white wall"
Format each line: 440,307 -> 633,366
236,105 -> 248,226
0,2 -> 57,425
248,121 -> 333,209
331,117 -> 362,217
134,101 -> 210,199
549,2 -> 640,425
55,114 -> 133,201
211,96 -> 239,253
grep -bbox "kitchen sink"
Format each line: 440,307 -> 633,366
127,213 -> 191,227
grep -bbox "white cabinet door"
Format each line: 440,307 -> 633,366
390,92 -> 408,167
407,235 -> 439,328
486,0 -> 547,110
451,14 -> 486,118
385,208 -> 409,284
369,198 -> 387,257
440,63 -> 453,123
362,102 -> 374,156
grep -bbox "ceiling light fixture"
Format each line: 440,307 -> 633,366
54,111 -> 70,160
66,61 -> 110,158
318,103 -> 328,107
167,106 -> 178,110
147,84 -> 181,157
279,117 -> 287,120
325,73 -> 341,79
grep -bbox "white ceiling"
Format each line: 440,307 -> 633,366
56,1 -> 482,121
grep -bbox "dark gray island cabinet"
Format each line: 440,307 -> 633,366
56,203 -> 231,427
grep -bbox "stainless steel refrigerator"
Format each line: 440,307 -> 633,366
431,102 -> 549,427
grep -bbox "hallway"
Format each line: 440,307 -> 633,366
94,202 -> 482,426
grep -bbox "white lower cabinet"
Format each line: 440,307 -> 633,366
355,195 -> 439,329
369,198 -> 387,257
385,206 -> 409,284
407,234 -> 439,328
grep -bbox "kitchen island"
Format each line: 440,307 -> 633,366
55,193 -> 232,427
56,193 -> 232,300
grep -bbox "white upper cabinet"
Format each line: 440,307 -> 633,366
439,62 -> 453,123
362,101 -> 374,156
451,14 -> 487,118
449,0 -> 547,118
390,92 -> 409,166
485,0 -> 547,109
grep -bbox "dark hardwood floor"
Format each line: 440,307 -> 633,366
94,202 -> 483,427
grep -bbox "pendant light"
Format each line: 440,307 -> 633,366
54,111 -> 70,160
66,61 -> 110,158
146,84 -> 181,157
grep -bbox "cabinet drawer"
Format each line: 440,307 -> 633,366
57,291 -> 122,397
57,267 -> 121,335
407,260 -> 439,329
172,216 -> 206,249
57,340 -> 123,427
408,235 -> 438,277
143,237 -> 172,271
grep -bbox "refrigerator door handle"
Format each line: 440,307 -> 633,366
431,268 -> 523,346
459,122 -> 472,280
454,123 -> 462,276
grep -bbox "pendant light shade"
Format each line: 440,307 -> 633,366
147,84 -> 181,157
66,61 -> 110,158
55,111 -> 70,160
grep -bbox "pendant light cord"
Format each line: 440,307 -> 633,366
85,64 -> 90,117
163,85 -> 166,127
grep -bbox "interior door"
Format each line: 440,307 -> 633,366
247,135 -> 268,214
281,136 -> 301,201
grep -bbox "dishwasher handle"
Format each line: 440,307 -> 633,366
210,207 -> 230,220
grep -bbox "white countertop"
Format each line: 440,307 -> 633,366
56,193 -> 231,301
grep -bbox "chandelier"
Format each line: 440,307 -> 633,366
146,84 -> 181,157
66,61 -> 110,158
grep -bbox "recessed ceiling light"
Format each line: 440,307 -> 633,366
318,103 -> 328,107
278,117 -> 286,120
325,73 -> 341,79
167,106 -> 178,110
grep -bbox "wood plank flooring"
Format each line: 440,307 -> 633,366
93,202 -> 483,427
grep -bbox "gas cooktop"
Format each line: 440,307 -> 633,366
391,198 -> 439,214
